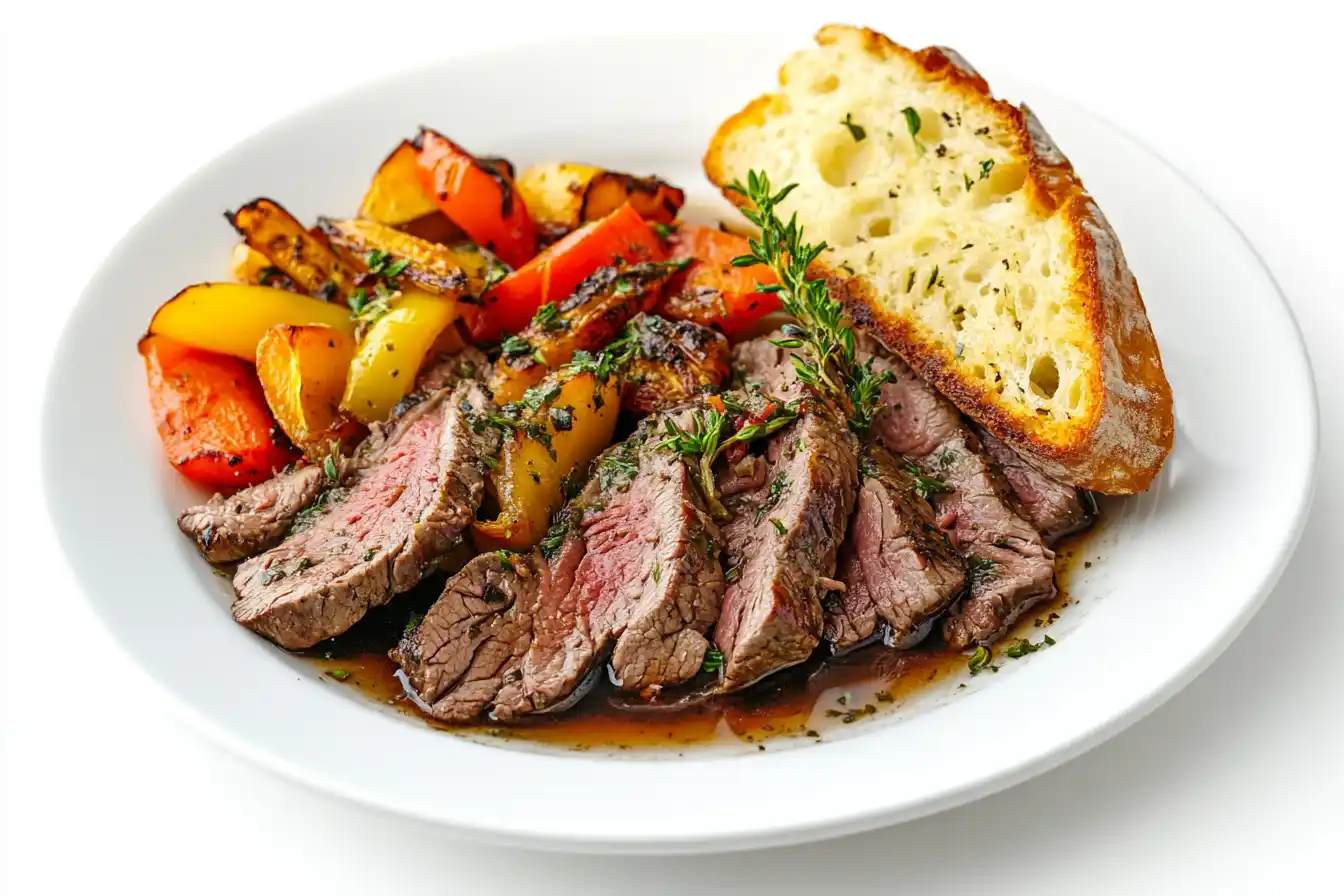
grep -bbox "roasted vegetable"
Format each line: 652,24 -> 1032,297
147,283 -> 354,360
414,128 -> 536,269
340,289 -> 458,424
256,325 -> 364,456
229,243 -> 298,290
359,140 -> 467,245
226,198 -> 360,299
516,162 -> 685,240
656,225 -> 779,339
490,261 -> 679,404
473,368 -> 621,551
139,335 -> 298,488
317,216 -> 502,303
617,313 -> 731,414
476,202 -> 665,342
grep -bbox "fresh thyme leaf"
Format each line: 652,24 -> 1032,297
701,647 -> 724,674
500,334 -> 532,358
967,646 -> 991,675
840,112 -> 866,142
900,107 -> 925,155
725,170 -> 893,433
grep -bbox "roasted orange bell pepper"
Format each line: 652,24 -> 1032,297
139,335 -> 299,489
657,225 -> 779,340
415,128 -> 536,270
474,202 -> 665,341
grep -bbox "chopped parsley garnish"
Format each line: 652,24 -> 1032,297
769,517 -> 787,536
481,258 -> 509,293
325,668 -> 352,681
979,159 -> 995,180
840,112 -> 866,142
964,172 -> 975,192
499,334 -> 533,358
1004,635 -> 1056,658
754,471 -> 790,523
967,646 -> 992,675
531,302 -> 565,331
514,382 -> 561,414
651,560 -> 662,584
651,221 -> 678,241
701,647 -> 724,674
539,517 -> 571,559
900,106 -> 925,155
403,612 -> 425,636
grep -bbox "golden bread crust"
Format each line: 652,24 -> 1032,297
703,24 -> 1173,494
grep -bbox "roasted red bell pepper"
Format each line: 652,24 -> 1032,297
414,128 -> 536,270
471,202 -> 665,341
657,225 -> 779,340
139,335 -> 299,489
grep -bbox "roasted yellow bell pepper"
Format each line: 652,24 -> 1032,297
226,198 -> 360,299
256,324 -> 364,457
359,140 -> 442,228
147,282 -> 355,360
473,369 -> 621,551
340,288 -> 457,424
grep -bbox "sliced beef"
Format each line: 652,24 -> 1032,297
392,550 -> 540,722
730,335 -> 802,400
493,428 -> 724,719
232,380 -> 500,649
827,444 -> 965,651
974,426 -> 1096,544
860,336 -> 1056,648
714,402 -> 859,690
412,345 -> 488,393
177,464 -> 328,563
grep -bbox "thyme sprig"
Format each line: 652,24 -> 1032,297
658,401 -> 800,521
725,170 -> 892,433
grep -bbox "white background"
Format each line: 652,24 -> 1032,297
5,1 -> 1342,892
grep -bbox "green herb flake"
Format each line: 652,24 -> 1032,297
979,159 -> 995,181
500,334 -> 532,358
651,560 -> 662,584
967,646 -> 992,675
769,517 -> 787,536
701,647 -> 724,674
531,302 -> 565,331
840,112 -> 866,142
402,612 -> 425,636
900,107 -> 925,154
325,668 -> 352,682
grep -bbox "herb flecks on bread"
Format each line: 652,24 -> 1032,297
704,25 -> 1173,494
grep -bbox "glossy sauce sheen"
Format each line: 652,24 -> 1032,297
307,533 -> 1095,750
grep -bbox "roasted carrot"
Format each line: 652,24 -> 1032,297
656,225 -> 779,339
139,335 -> 299,489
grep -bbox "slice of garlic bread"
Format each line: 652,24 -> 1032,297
704,25 -> 1173,494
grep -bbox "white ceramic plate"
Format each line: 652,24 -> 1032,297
42,32 -> 1316,854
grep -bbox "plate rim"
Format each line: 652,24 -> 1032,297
39,31 -> 1320,854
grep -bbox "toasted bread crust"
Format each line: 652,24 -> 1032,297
704,25 -> 1173,494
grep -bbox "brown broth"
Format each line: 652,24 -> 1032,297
305,532 -> 1095,751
